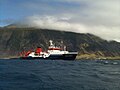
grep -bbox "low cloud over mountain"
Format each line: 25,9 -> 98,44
1,0 -> 120,42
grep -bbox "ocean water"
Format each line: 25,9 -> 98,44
0,59 -> 120,90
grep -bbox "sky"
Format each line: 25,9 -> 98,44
0,0 -> 120,42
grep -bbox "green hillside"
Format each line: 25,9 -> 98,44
0,27 -> 120,59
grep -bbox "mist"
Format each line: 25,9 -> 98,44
1,0 -> 120,42
21,0 -> 120,42
22,15 -> 120,42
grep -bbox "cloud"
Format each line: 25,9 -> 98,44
23,15 -> 120,42
0,18 -> 17,26
16,0 -> 120,42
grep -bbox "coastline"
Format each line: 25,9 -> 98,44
0,55 -> 120,60
76,54 -> 120,60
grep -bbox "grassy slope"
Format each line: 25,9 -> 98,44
0,27 -> 120,59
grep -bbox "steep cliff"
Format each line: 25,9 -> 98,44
0,27 -> 120,59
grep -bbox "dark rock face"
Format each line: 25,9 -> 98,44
0,28 -> 120,57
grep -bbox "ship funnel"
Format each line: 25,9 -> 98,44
35,47 -> 42,54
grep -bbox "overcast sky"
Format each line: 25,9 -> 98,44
0,0 -> 120,42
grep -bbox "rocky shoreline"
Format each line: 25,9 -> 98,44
76,54 -> 120,60
0,55 -> 120,60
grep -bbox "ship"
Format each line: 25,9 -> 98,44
20,40 -> 78,60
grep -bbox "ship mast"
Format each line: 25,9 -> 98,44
60,40 -> 66,51
49,40 -> 55,48
49,40 -> 53,46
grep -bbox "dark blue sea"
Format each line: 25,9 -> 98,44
0,59 -> 120,90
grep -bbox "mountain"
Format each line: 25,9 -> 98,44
0,27 -> 120,59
